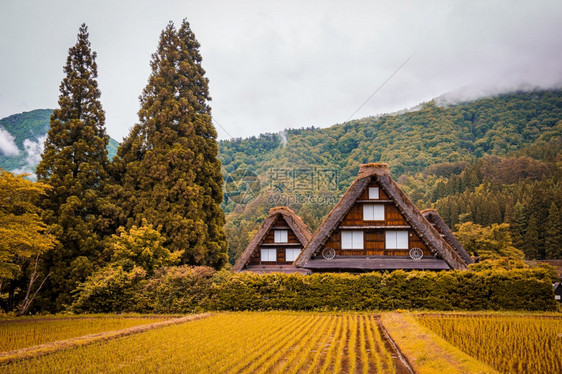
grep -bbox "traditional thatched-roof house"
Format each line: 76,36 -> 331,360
421,209 -> 473,264
294,163 -> 471,272
233,206 -> 312,274
554,282 -> 562,302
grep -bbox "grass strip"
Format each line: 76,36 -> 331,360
358,315 -> 370,374
380,312 -> 498,374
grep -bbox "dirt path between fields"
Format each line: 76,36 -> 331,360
0,313 -> 212,365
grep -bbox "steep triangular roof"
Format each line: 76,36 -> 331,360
295,163 -> 469,270
233,206 -> 312,271
421,209 -> 473,264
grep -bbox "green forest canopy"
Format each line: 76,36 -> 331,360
219,89 -> 561,263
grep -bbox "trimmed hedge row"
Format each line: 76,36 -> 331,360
209,269 -> 557,311
72,266 -> 558,313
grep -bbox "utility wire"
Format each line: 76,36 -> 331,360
212,117 -> 234,139
346,54 -> 415,122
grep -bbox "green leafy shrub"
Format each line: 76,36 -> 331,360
108,220 -> 182,275
143,265 -> 215,313
71,265 -> 146,313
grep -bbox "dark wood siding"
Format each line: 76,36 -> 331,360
248,247 -> 298,265
248,216 -> 302,265
339,180 -> 408,226
385,205 -> 409,226
358,180 -> 390,200
262,216 -> 300,244
340,205 -> 363,226
321,181 -> 431,257
323,229 -> 430,257
339,203 -> 408,226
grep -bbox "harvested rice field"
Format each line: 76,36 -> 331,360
2,312 -> 397,373
416,313 -> 562,374
1,311 -> 560,373
0,315 -> 170,352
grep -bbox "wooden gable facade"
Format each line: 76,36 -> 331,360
321,181 -> 431,258
295,163 -> 471,272
233,207 -> 312,274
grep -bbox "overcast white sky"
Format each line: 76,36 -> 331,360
1,0 -> 561,141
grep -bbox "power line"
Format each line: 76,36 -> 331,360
212,117 -> 234,139
346,54 -> 415,122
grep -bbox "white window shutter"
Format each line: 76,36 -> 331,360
342,231 -> 353,249
396,231 -> 409,249
261,248 -> 276,261
274,230 -> 288,243
369,187 -> 379,199
373,205 -> 385,220
353,231 -> 364,249
364,204 -> 384,220
386,231 -> 397,249
363,205 -> 374,220
286,248 -> 301,262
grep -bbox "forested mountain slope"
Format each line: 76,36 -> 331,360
0,109 -> 119,173
219,89 -> 562,263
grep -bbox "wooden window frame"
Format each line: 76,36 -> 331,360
385,230 -> 409,250
363,204 -> 385,221
341,230 -> 364,250
260,248 -> 277,262
285,248 -> 301,262
273,229 -> 288,243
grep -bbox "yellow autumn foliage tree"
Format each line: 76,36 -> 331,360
0,170 -> 57,280
454,222 -> 525,260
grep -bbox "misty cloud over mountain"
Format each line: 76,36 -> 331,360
0,127 -> 20,156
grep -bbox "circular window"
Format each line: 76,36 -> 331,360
409,247 -> 423,260
322,247 -> 336,260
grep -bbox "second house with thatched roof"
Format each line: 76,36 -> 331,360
421,209 -> 473,264
294,163 -> 472,272
233,206 -> 312,274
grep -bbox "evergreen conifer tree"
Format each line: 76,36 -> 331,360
113,20 -> 227,268
511,201 -> 526,250
36,24 -> 110,309
522,213 -> 540,259
545,202 -> 562,259
488,198 -> 502,224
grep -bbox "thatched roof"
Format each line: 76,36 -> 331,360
295,163 -> 469,270
304,256 -> 450,271
232,206 -> 313,271
421,209 -> 473,264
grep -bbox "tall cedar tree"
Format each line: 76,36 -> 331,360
523,213 -> 540,259
545,203 -> 562,259
113,20 -> 227,268
36,24 -> 110,309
